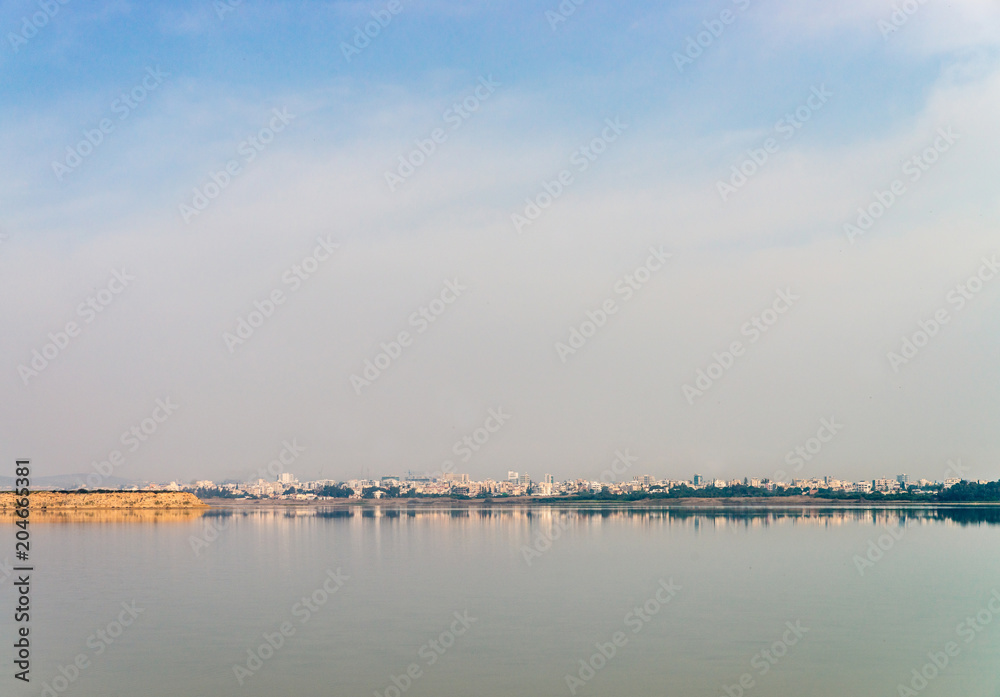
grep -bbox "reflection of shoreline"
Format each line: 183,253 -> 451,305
0,508 -> 206,524
150,505 -> 1000,527
1,505 -> 997,526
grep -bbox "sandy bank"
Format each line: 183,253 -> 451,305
0,491 -> 206,509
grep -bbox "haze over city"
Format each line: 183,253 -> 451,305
2,0 -> 999,486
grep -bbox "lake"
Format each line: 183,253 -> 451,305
4,505 -> 1000,697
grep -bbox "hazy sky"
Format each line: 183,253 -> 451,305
2,0 -> 999,485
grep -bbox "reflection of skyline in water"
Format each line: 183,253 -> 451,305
194,505 -> 1000,529
3,504 -> 998,526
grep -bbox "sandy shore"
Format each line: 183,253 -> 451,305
0,491 -> 206,509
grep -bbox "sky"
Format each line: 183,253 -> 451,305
1,0 -> 999,486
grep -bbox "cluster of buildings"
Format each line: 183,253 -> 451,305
138,470 -> 980,500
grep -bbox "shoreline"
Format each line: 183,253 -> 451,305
202,496 -> 1000,509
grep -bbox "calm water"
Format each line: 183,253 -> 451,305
4,505 -> 1000,697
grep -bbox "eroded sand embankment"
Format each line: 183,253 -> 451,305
0,491 -> 206,509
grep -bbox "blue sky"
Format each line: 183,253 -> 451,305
0,0 -> 963,248
2,0 -> 1000,484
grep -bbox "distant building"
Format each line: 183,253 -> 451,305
543,474 -> 555,484
507,471 -> 519,482
897,474 -> 910,487
278,473 -> 295,485
693,474 -> 703,486
518,473 -> 531,486
873,478 -> 896,492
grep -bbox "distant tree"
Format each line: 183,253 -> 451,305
194,487 -> 239,499
938,481 -> 1000,502
317,484 -> 354,498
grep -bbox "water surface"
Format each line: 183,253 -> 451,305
4,506 -> 1000,697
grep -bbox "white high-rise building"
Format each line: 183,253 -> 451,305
278,473 -> 295,484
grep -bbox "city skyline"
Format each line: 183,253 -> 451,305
4,2 -> 1000,486
49,464 -> 982,496
24,449 -> 988,493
